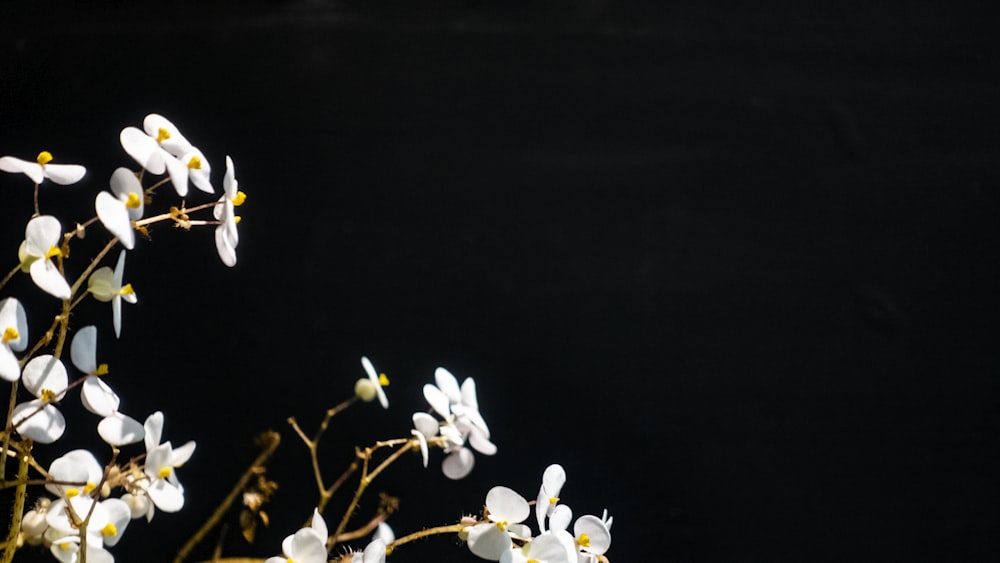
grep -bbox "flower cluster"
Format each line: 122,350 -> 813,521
465,464 -> 613,563
412,366 -> 496,479
1,113 -> 243,562
3,113 -> 617,563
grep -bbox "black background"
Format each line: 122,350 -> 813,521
1,1 -> 999,562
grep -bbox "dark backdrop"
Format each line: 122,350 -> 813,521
1,2 -> 998,562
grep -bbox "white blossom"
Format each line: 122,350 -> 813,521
18,215 -> 71,299
466,486 -> 532,561
12,355 -> 68,443
87,250 -> 137,338
0,151 -> 85,185
214,155 -> 244,267
0,297 -> 28,382
95,167 -> 144,250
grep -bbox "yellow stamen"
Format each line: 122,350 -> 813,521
549,496 -> 559,505
83,482 -> 97,494
59,542 -> 72,551
577,533 -> 591,548
232,191 -> 247,206
2,327 -> 18,343
156,128 -> 171,142
125,192 -> 142,209
495,521 -> 508,531
233,216 -> 242,225
96,363 -> 109,376
40,389 -> 57,402
187,155 -> 202,170
36,151 -> 54,165
45,245 -> 62,259
527,560 -> 540,563
65,488 -> 80,498
378,373 -> 390,387
159,467 -> 172,479
101,522 -> 117,537
120,283 -> 135,296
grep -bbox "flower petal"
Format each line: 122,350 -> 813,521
25,215 -> 62,256
434,367 -> 462,403
43,163 -> 86,185
422,384 -> 451,418
96,191 -> 135,249
441,447 -> 475,480
485,486 -> 530,524
0,156 -> 44,184
98,411 -> 145,446
22,355 -> 68,397
466,523 -> 513,561
29,258 -> 72,299
146,479 -> 185,512
70,325 -> 98,374
82,376 -> 121,417
120,127 -> 166,174
13,400 -> 66,443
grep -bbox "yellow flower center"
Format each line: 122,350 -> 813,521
549,496 -> 559,505
159,467 -> 172,479
45,245 -> 62,259
378,373 -> 390,387
187,155 -> 202,170
83,482 -> 97,494
96,364 -> 109,376
40,389 -> 57,402
494,521 -> 508,531
156,128 -> 171,142
2,327 -> 19,343
65,488 -> 80,498
120,283 -> 135,296
528,560 -> 540,563
36,151 -> 53,165
577,533 -> 591,548
233,216 -> 242,225
126,192 -> 142,209
101,522 -> 117,537
232,191 -> 247,206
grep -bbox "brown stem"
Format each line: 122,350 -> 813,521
173,431 -> 281,563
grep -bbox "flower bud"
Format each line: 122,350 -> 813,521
355,378 -> 377,402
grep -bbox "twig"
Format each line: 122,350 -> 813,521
173,431 -> 281,563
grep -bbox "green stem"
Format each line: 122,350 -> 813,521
1,448 -> 29,563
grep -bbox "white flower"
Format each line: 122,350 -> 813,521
566,514 -> 612,563
87,249 -> 137,338
356,356 -> 389,409
214,155 -> 244,267
265,508 -> 329,563
421,366 -> 496,479
18,215 -> 71,299
536,464 -> 567,533
70,325 -> 120,417
45,496 -> 130,557
142,411 -> 196,512
0,297 -> 28,382
95,167 -> 144,250
466,486 -> 532,561
350,538 -> 387,563
0,151 -> 85,185
120,113 -> 212,196
12,354 -> 68,443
